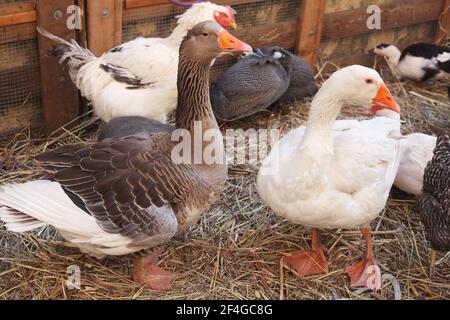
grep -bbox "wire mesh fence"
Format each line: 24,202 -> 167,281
0,0 -> 445,140
0,7 -> 42,140
122,0 -> 302,80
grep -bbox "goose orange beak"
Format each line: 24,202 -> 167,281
218,30 -> 252,54
372,83 -> 400,113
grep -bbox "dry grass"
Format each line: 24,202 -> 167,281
0,68 -> 449,300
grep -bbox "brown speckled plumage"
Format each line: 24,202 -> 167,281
417,133 -> 450,252
12,21 -> 229,251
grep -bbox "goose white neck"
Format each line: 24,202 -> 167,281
301,86 -> 343,150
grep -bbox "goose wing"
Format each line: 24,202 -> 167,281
331,117 -> 401,195
100,38 -> 177,85
36,135 -> 207,245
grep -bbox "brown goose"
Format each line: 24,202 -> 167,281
0,21 -> 252,290
417,133 -> 450,269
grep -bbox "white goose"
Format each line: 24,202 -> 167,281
257,65 -> 401,290
38,2 -> 237,123
371,106 -> 436,196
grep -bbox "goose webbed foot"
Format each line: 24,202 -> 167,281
282,228 -> 329,277
132,249 -> 177,291
346,227 -> 382,291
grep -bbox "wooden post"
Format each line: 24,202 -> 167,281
0,2 -> 36,27
434,0 -> 450,44
37,0 -> 80,135
296,0 -> 326,69
86,0 -> 123,55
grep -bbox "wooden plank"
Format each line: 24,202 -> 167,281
115,0 -> 124,45
86,0 -> 123,55
233,20 -> 297,50
0,2 -> 36,27
124,0 -> 264,9
0,103 -> 42,136
0,10 -> 36,27
434,0 -> 450,44
123,0 -> 267,21
125,0 -> 168,8
0,22 -> 37,45
37,0 -> 80,135
320,20 -> 438,66
322,0 -> 442,41
296,0 -> 326,68
0,2 -> 35,16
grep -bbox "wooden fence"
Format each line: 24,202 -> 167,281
0,0 -> 449,137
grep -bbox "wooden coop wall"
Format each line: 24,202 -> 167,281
0,0 -> 449,140
320,0 -> 449,68
122,0 -> 303,80
0,1 -> 41,139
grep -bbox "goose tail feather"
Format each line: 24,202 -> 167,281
37,26 -> 96,83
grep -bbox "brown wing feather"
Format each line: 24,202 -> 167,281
35,135 -> 206,242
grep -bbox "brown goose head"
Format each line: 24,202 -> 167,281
180,21 -> 252,63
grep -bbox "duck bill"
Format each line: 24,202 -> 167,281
218,30 -> 252,54
372,83 -> 400,113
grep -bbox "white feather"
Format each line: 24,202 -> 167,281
0,181 -> 139,257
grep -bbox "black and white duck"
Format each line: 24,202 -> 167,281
373,43 -> 450,82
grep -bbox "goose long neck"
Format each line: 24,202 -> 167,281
175,53 -> 218,132
301,89 -> 343,151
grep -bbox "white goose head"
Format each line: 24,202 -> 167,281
320,65 -> 400,113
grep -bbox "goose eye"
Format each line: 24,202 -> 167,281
202,32 -> 209,37
366,79 -> 374,84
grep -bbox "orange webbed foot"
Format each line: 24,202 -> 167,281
346,256 -> 381,291
132,249 -> 177,291
282,246 -> 329,278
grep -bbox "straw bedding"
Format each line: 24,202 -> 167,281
0,63 -> 449,300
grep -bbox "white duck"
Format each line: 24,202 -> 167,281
370,105 -> 436,196
38,1 -> 238,123
257,65 -> 401,290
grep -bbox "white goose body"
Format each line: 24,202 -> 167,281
374,109 -> 436,196
257,66 -> 402,229
39,2 -> 237,123
395,133 -> 436,196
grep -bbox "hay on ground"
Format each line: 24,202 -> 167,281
0,68 -> 449,300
